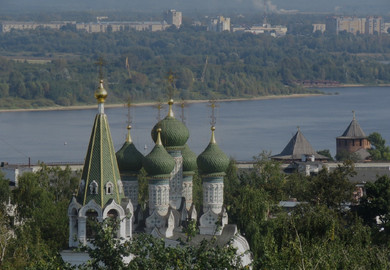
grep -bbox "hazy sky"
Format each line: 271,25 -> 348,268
1,0 -> 389,15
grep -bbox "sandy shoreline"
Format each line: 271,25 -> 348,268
1,83 -> 389,113
0,93 -> 323,113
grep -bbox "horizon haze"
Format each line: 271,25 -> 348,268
1,0 -> 389,16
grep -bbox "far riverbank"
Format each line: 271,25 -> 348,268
1,83 -> 388,113
0,93 -> 323,113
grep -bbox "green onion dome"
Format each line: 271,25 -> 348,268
197,126 -> 230,175
116,126 -> 144,173
182,144 -> 197,173
143,128 -> 175,177
151,100 -> 189,150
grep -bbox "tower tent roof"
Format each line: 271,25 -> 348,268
77,80 -> 124,207
339,116 -> 367,138
272,129 -> 328,160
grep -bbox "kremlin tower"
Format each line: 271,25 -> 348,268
336,111 -> 371,160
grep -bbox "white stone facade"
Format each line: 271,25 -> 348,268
148,181 -> 170,216
168,153 -> 183,209
68,198 -> 132,248
123,180 -> 138,208
202,180 -> 224,214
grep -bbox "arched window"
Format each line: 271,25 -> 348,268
86,209 -> 98,239
107,209 -> 119,219
105,182 -> 114,195
107,209 -> 120,238
89,181 -> 98,194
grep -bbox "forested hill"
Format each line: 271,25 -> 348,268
0,27 -> 390,108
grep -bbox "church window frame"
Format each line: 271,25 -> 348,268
89,180 -> 98,195
105,181 -> 114,195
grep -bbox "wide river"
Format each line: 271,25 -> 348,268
0,86 -> 389,165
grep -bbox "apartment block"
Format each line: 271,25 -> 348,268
209,16 -> 230,32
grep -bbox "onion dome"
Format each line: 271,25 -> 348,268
197,126 -> 230,175
143,128 -> 175,177
151,99 -> 189,151
182,144 -> 197,173
116,125 -> 144,174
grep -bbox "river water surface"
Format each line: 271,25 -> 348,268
0,86 -> 389,164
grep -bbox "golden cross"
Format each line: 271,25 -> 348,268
125,98 -> 132,126
95,57 -> 105,80
156,100 -> 165,121
180,98 -> 187,124
166,70 -> 176,100
208,99 -> 219,126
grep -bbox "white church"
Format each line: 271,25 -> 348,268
61,78 -> 251,266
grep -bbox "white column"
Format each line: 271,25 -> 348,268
78,217 -> 86,245
202,178 -> 224,214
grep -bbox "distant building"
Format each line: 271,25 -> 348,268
232,23 -> 287,37
0,21 -> 74,33
383,23 -> 390,34
209,16 -> 230,32
0,18 -> 174,33
1,163 -> 82,187
365,16 -> 383,35
75,21 -> 169,33
336,112 -> 371,160
326,16 -> 383,35
164,9 -> 182,28
312,23 -> 326,33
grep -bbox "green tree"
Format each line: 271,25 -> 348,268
308,161 -> 356,208
78,218 -> 245,270
368,132 -> 390,160
243,151 -> 285,203
0,172 -> 10,209
317,149 -> 334,161
257,204 -> 390,269
335,149 -> 360,162
357,175 -> 390,242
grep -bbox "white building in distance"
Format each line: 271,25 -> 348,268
209,16 -> 231,32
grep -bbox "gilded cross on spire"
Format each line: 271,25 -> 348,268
166,70 -> 176,100
125,98 -> 133,143
94,57 -> 108,108
208,98 -> 219,127
156,100 -> 165,121
126,98 -> 132,126
95,57 -> 106,80
179,98 -> 187,124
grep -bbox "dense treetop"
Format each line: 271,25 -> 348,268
0,21 -> 389,108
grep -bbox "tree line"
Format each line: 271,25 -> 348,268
0,27 -> 389,108
2,153 -> 390,268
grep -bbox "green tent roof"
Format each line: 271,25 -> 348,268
78,113 -> 124,207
